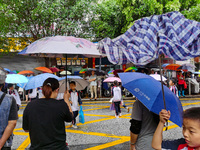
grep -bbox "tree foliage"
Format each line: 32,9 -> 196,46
0,0 -> 94,52
90,0 -> 126,40
116,0 -> 200,32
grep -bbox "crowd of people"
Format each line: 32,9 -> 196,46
1,67 -> 200,150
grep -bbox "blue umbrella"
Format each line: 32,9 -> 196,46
162,63 -> 170,68
118,72 -> 183,127
6,74 -> 28,84
4,68 -> 11,73
25,73 -> 59,90
17,76 -> 33,88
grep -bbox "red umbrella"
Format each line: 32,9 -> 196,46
18,70 -> 34,75
113,69 -> 124,77
35,67 -> 53,73
49,67 -> 60,73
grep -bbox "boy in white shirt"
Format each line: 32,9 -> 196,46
69,81 -> 82,128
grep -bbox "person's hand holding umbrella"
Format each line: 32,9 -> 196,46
63,89 -> 73,114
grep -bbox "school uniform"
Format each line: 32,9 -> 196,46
69,89 -> 82,125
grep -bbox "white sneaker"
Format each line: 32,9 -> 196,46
72,125 -> 78,129
66,122 -> 72,126
115,115 -> 119,118
119,113 -> 122,117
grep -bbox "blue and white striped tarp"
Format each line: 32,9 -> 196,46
98,11 -> 200,65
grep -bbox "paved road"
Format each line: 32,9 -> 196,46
12,98 -> 200,150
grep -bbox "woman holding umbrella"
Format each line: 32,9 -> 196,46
23,78 -> 73,150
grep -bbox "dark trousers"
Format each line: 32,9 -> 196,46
114,101 -> 121,116
2,147 -> 11,150
72,111 -> 79,125
178,84 -> 184,92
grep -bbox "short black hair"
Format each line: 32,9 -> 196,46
114,80 -> 118,86
183,107 -> 200,122
8,84 -> 14,88
69,81 -> 76,85
170,78 -> 177,85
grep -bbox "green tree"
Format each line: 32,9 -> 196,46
90,0 -> 126,40
0,0 -> 95,52
116,0 -> 200,32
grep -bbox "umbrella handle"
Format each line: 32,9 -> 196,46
159,55 -> 167,110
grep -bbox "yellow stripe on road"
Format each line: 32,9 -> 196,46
84,138 -> 130,150
16,136 -> 30,150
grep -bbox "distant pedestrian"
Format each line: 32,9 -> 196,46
0,68 -> 18,150
28,88 -> 38,101
169,79 -> 179,98
23,78 -> 73,150
111,80 -> 122,118
7,84 -> 21,111
69,81 -> 82,129
177,72 -> 185,97
89,71 -> 97,100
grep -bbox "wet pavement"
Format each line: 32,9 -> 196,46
12,98 -> 200,150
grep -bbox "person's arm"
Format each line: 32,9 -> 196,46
63,90 -> 73,114
130,132 -> 138,150
130,119 -> 142,150
0,120 -> 17,149
22,104 -> 29,132
78,92 -> 82,105
152,109 -> 170,150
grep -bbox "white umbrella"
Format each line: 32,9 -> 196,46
59,76 -> 89,92
60,71 -> 71,75
150,74 -> 167,81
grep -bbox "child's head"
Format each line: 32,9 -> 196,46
69,81 -> 76,90
8,84 -> 14,90
182,107 -> 200,148
169,79 -> 176,86
113,80 -> 119,86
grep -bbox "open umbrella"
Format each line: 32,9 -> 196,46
25,73 -> 59,90
18,70 -> 34,75
118,72 -> 183,127
162,63 -> 170,68
49,67 -> 60,73
108,70 -> 114,74
86,68 -> 106,76
58,76 -> 89,92
6,74 -> 28,84
124,67 -> 137,72
177,63 -> 196,71
19,36 -> 101,89
60,71 -> 72,75
165,64 -> 181,71
4,68 -> 11,73
99,12 -> 200,65
79,69 -> 87,74
35,67 -> 53,73
150,74 -> 167,81
103,77 -> 121,83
